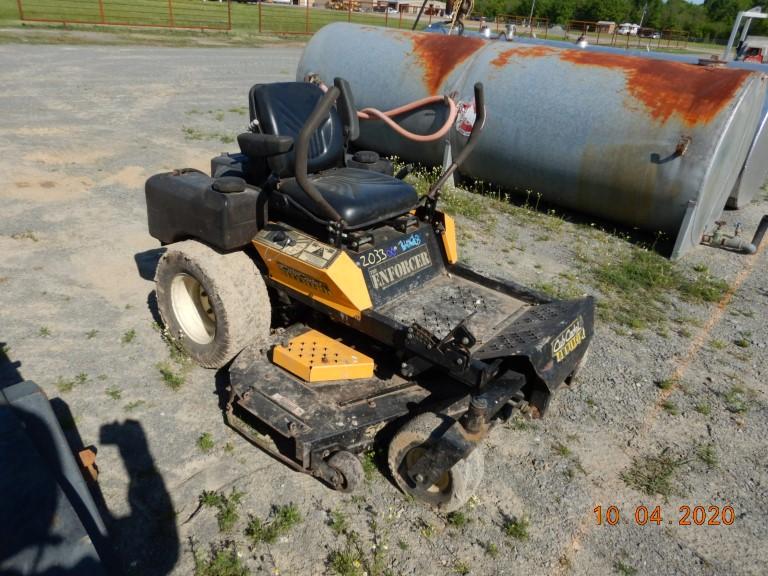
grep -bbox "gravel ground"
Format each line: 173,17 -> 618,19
1,43 -> 767,576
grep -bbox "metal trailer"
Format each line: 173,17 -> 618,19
297,23 -> 767,258
511,36 -> 768,210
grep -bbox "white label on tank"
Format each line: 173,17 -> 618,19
455,99 -> 476,137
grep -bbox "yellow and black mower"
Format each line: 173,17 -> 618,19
145,79 -> 594,510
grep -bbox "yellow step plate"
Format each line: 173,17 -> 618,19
273,329 -> 374,382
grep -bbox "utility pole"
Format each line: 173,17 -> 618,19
528,0 -> 536,32
639,2 -> 648,28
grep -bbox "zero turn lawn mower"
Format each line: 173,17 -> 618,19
145,78 -> 594,511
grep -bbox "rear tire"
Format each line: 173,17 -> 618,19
155,240 -> 270,368
388,413 -> 484,512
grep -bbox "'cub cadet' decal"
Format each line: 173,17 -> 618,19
552,316 -> 586,362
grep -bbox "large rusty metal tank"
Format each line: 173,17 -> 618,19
298,23 -> 767,258
513,36 -> 768,210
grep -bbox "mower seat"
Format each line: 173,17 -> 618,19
279,167 -> 417,229
247,82 -> 418,228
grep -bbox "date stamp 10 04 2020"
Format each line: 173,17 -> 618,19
593,505 -> 736,527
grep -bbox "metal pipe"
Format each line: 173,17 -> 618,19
294,86 -> 344,223
751,214 -> 768,250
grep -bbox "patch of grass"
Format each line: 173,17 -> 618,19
553,442 -> 572,457
454,560 -> 470,575
439,187 -> 488,220
192,541 -> 248,576
157,361 -> 186,390
121,329 -> 136,344
86,329 -> 98,339
694,403 -> 711,416
534,280 -> 583,300
724,386 -> 749,414
10,230 -> 39,242
124,399 -> 145,412
397,539 -> 408,551
55,376 -> 76,393
38,326 -> 51,337
245,503 -> 302,545
709,339 -> 726,350
105,386 -> 122,400
594,249 -> 678,294
228,107 -> 247,115
361,449 -> 377,482
329,509 -> 349,536
446,510 -> 470,528
182,126 -> 206,140
224,442 -> 235,454
661,400 -> 679,416
327,546 -> 365,576
418,518 -> 435,539
199,489 -> 245,533
733,334 -> 751,348
0,344 -> 10,362
503,516 -> 529,540
506,414 -> 532,431
483,541 -> 499,558
656,377 -> 677,390
696,443 -> 718,469
197,432 -> 215,453
620,450 -> 684,498
679,273 -> 729,303
182,126 -> 234,144
614,559 -> 638,576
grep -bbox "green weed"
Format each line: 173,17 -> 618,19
86,329 -> 98,339
192,541 -> 248,576
122,329 -> 136,344
38,326 -> 51,337
124,400 -> 145,412
446,510 -> 470,528
621,450 -> 684,498
709,339 -> 726,350
503,516 -> 529,540
614,559 -> 638,576
483,541 -> 499,558
245,503 -> 302,545
454,560 -> 470,575
11,230 -> 39,242
329,509 -> 349,536
157,361 -> 186,390
105,386 -> 122,400
197,432 -> 215,453
199,489 -> 245,533
656,378 -> 676,390
661,400 -> 679,416
694,403 -> 711,416
679,273 -> 729,303
724,386 -> 749,413
361,449 -> 378,482
695,443 -> 718,468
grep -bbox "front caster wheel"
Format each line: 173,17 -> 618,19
388,413 -> 484,512
327,450 -> 364,493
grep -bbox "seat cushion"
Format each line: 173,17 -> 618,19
279,168 -> 419,229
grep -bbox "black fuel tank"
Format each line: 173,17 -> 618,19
146,170 -> 263,251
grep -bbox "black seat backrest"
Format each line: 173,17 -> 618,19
249,82 -> 345,178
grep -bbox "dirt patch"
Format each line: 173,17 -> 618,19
2,171 -> 92,203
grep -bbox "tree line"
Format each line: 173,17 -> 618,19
470,0 -> 767,41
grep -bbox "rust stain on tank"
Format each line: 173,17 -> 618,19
490,46 -> 557,67
411,34 -> 485,94
560,51 -> 751,125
